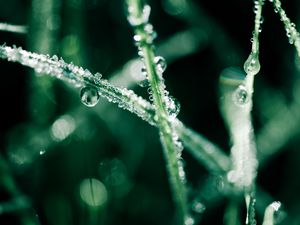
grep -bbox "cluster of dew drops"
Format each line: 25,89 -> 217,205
127,4 -> 181,120
128,3 -> 187,186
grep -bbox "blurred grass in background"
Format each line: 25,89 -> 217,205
0,0 -> 300,224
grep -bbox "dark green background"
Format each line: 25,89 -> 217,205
0,0 -> 300,224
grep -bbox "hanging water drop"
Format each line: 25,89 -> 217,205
154,56 -> 167,74
244,52 -> 260,75
80,86 -> 100,107
233,85 -> 249,106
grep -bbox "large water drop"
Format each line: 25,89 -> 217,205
154,56 -> 167,74
80,86 -> 100,107
244,52 -> 260,75
233,85 -> 249,106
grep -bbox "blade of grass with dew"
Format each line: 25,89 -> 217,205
225,0 -> 264,191
219,0 -> 265,217
125,0 -> 189,223
0,44 -> 230,177
270,0 -> 300,57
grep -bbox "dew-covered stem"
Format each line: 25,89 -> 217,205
270,0 -> 300,57
175,122 -> 230,174
220,1 -> 264,222
223,0 -> 264,192
0,44 -> 230,178
251,0 -> 264,54
126,0 -> 188,223
245,192 -> 256,225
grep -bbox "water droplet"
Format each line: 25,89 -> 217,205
51,55 -> 58,61
80,86 -> 100,107
192,201 -> 206,214
271,202 -> 286,224
127,4 -> 151,26
141,66 -> 147,77
166,96 -> 180,118
154,56 -> 167,73
139,79 -> 149,87
94,72 -> 102,79
144,23 -> 157,44
244,52 -> 260,75
233,85 -> 249,106
178,159 -> 186,183
142,5 -> 151,24
262,201 -> 286,225
133,34 -> 142,46
39,150 -> 46,155
185,216 -> 195,225
260,17 -> 264,24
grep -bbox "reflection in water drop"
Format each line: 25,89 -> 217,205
244,52 -> 260,76
80,86 -> 100,107
233,85 -> 249,106
166,95 -> 181,118
154,56 -> 167,74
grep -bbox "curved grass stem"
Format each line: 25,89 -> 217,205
0,44 -> 229,177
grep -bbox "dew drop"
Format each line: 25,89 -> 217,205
39,150 -> 46,155
94,72 -> 102,79
166,96 -> 181,118
233,85 -> 249,106
141,66 -> 147,77
191,201 -> 206,214
51,55 -> 58,61
139,79 -> 149,87
244,52 -> 260,75
127,4 -> 151,27
260,17 -> 264,24
80,86 -> 100,107
133,34 -> 142,46
185,216 -> 195,225
262,201 -> 286,225
271,202 -> 286,224
154,56 -> 167,73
